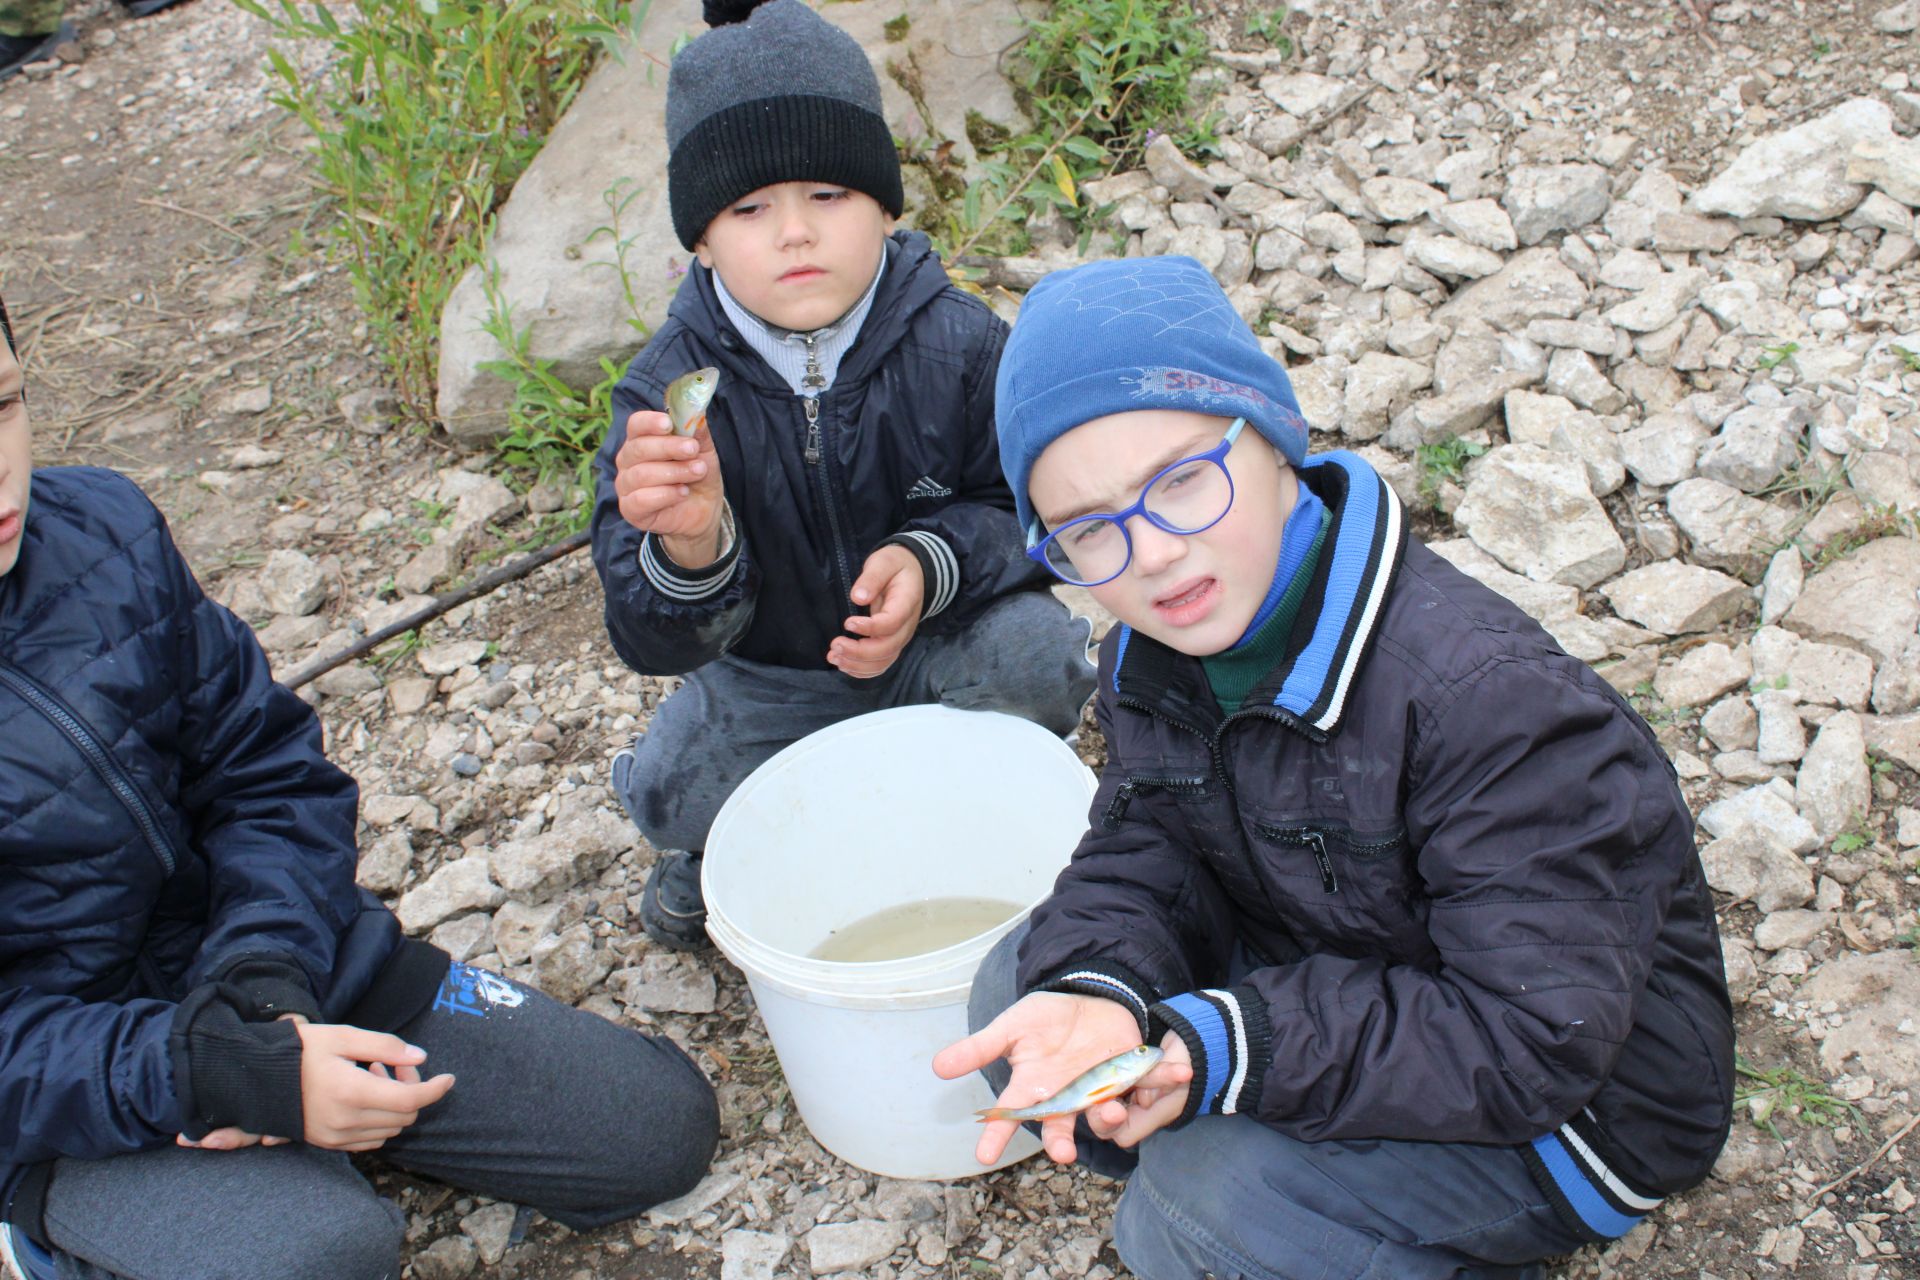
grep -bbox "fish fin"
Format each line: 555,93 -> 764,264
1085,1083 -> 1126,1104
974,1107 -> 1012,1122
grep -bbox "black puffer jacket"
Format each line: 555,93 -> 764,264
590,231 -> 1050,675
1022,452 -> 1734,1245
1,468 -> 424,1235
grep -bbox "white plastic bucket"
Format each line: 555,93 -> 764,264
702,705 -> 1096,1180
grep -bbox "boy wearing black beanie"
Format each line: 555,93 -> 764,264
591,0 -> 1095,949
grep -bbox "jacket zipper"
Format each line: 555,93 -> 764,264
1249,822 -> 1340,894
0,661 -> 181,877
799,336 -> 857,609
1103,774 -> 1206,828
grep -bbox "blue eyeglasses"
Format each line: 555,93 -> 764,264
1027,418 -> 1246,587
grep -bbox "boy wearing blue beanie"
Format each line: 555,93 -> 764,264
590,0 -> 1094,949
937,257 -> 1734,1279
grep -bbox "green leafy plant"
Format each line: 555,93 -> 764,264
1244,3 -> 1294,55
1830,829 -> 1870,855
1734,1058 -> 1857,1139
1811,35 -> 1833,57
1894,346 -> 1920,373
1415,436 -> 1487,499
232,0 -> 645,421
374,628 -> 425,671
1756,341 -> 1801,370
927,0 -> 1217,258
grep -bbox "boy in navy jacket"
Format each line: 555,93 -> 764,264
0,294 -> 717,1280
591,0 -> 1094,949
937,258 -> 1734,1280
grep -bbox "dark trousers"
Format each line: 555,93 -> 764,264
968,926 -> 1588,1280
614,590 -> 1097,853
40,962 -> 719,1280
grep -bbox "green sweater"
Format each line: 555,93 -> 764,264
1202,507 -> 1330,715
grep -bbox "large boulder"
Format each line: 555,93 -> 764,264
1689,97 -> 1895,221
1452,444 -> 1625,588
435,0 -> 1028,444
1782,536 -> 1920,665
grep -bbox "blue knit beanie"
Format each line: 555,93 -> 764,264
995,256 -> 1311,535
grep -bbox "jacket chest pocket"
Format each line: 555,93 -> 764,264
1245,821 -> 1435,964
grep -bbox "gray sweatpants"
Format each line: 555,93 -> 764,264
614,590 -> 1097,853
39,962 -> 720,1280
969,926 -> 1588,1280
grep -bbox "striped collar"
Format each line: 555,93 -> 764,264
1111,451 -> 1407,742
712,252 -> 887,398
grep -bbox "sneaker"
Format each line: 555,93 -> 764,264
640,849 -> 710,951
0,23 -> 73,83
0,1224 -> 56,1280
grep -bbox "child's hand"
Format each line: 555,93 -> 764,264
176,1127 -> 291,1150
828,545 -> 923,678
613,408 -> 728,566
296,1023 -> 455,1152
1085,1032 -> 1192,1148
932,992 -> 1155,1166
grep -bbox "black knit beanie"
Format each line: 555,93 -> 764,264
667,0 -> 903,251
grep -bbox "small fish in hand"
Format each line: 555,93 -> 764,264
976,1045 -> 1163,1122
665,366 -> 720,437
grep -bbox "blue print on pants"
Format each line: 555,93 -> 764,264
432,962 -> 528,1020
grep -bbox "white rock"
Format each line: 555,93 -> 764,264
1651,212 -> 1740,253
1783,537 -> 1920,666
418,640 -> 491,677
808,1221 -> 908,1275
1343,352 -> 1431,439
1696,404 -> 1806,493
1754,689 -> 1808,765
1701,696 -> 1758,751
1665,478 -> 1796,578
1873,0 -> 1920,32
1545,348 -> 1624,413
1144,135 -> 1216,202
491,897 -> 576,966
1403,231 -> 1505,279
1690,98 -> 1895,221
1873,635 -> 1920,714
488,808 -> 630,904
1864,710 -> 1920,773
1431,198 -> 1518,250
1427,539 -> 1582,623
1452,444 -> 1626,588
1749,626 -> 1875,710
1549,412 -> 1625,497
1846,134 -> 1920,208
1261,71 -> 1347,116
1697,780 -> 1819,854
1753,909 -> 1830,952
1700,828 -> 1815,912
1433,248 -> 1588,333
396,857 -> 505,934
1362,176 -> 1447,223
1619,412 -> 1707,488
529,921 -> 611,1004
612,952 -> 719,1014
356,829 -> 413,896
460,1203 -> 517,1267
430,911 -> 493,964
1795,710 -> 1871,841
1760,548 -> 1805,626
1504,164 -> 1612,245
722,1230 -> 793,1280
1601,268 -> 1706,334
1604,562 -> 1750,636
260,550 -> 328,618
648,1169 -> 744,1225
1654,642 -> 1752,708
1799,953 -> 1920,1092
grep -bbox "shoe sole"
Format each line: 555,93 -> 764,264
0,22 -> 74,83
640,866 -> 711,952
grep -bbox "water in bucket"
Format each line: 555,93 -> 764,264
703,705 -> 1096,1180
809,897 -> 1025,964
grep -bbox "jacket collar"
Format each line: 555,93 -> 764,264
1111,450 -> 1407,741
671,231 -> 951,394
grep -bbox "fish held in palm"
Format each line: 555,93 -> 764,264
665,366 -> 720,437
975,1045 -> 1163,1122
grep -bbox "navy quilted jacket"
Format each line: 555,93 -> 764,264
0,467 -> 401,1217
1022,453 -> 1734,1245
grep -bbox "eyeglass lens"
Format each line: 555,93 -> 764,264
1041,456 -> 1234,585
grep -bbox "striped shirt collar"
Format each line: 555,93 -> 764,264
712,251 -> 887,398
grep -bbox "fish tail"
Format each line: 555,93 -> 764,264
974,1106 -> 1015,1122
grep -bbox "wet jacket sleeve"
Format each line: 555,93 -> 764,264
1013,646 -> 1236,1035
156,513 -> 361,1014
877,313 -> 1050,629
1152,657 -> 1680,1141
591,373 -> 759,675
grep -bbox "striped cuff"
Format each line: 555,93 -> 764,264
640,503 -> 739,602
1149,988 -> 1271,1123
881,530 -> 960,619
1521,1117 -> 1664,1244
1036,960 -> 1156,1041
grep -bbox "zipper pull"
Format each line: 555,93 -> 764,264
803,397 -> 821,464
1102,781 -> 1138,830
1307,831 -> 1337,893
802,334 -> 827,391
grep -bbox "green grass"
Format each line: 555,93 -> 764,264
1244,3 -> 1295,54
919,0 -> 1223,259
1756,341 -> 1800,371
1894,346 -> 1920,373
233,0 -> 642,423
1734,1058 -> 1858,1140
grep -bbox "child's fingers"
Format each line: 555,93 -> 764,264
1134,1059 -> 1193,1094
973,1117 -> 1022,1165
614,459 -> 709,495
1039,1113 -> 1080,1164
618,485 -> 697,526
303,1024 -> 428,1068
934,1025 -> 1014,1081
